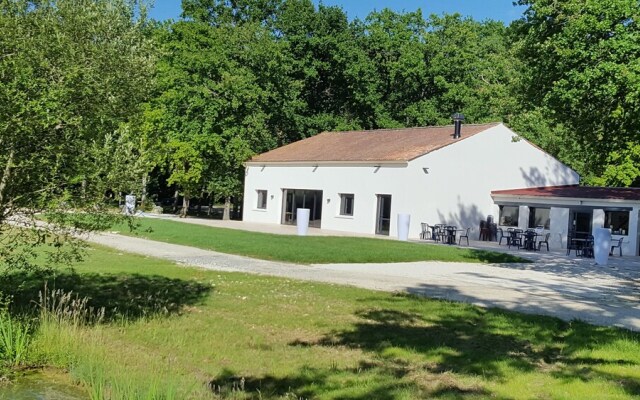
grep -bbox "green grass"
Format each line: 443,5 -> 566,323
111,218 -> 526,264
1,244 -> 639,399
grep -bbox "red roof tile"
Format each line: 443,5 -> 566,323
492,185 -> 640,201
249,123 -> 499,163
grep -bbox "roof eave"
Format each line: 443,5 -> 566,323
491,193 -> 640,205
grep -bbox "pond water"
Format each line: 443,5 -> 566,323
0,371 -> 87,400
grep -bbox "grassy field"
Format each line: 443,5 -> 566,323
109,218 -> 526,264
1,243 -> 639,399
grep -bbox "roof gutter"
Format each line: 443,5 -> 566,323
244,160 -> 409,168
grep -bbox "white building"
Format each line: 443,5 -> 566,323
245,122 -> 601,241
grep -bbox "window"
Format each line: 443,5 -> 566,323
339,193 -> 354,216
499,206 -> 519,226
528,207 -> 550,229
256,190 -> 267,209
605,210 -> 629,235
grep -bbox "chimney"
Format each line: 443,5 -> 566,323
452,112 -> 464,139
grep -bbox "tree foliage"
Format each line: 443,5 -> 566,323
0,0 -> 155,269
513,0 -> 640,185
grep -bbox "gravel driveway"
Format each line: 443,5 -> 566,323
88,232 -> 640,331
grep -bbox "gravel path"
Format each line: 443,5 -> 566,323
88,232 -> 640,331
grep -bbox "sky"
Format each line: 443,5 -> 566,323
148,0 -> 526,24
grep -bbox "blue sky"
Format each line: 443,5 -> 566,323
148,0 -> 526,24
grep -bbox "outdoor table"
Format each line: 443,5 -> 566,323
571,238 -> 587,248
444,227 -> 458,245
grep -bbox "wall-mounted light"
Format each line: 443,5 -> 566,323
422,167 -> 429,174
326,198 -> 330,203
270,194 -> 274,199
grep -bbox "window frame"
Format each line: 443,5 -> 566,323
528,207 -> 550,230
499,205 -> 519,227
339,193 -> 354,216
256,190 -> 268,210
604,210 -> 629,235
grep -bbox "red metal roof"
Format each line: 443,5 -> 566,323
492,185 -> 640,201
249,123 -> 499,163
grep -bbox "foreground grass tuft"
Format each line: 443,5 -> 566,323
0,243 -> 638,398
111,218 -> 527,264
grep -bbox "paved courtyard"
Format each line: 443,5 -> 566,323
91,215 -> 640,331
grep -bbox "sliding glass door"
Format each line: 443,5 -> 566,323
281,189 -> 323,228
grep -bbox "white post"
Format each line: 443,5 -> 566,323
518,206 -> 530,230
592,209 -> 605,230
550,207 -> 569,250
629,207 -> 639,256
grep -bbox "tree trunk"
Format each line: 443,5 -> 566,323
222,196 -> 231,220
232,197 -> 240,220
181,195 -> 190,218
207,194 -> 213,216
0,149 -> 14,207
197,188 -> 205,216
140,174 -> 148,207
81,177 -> 87,201
172,189 -> 180,213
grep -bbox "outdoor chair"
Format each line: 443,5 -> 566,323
523,230 -> 537,251
431,225 -> 443,242
420,223 -> 430,240
537,232 -> 550,251
436,224 -> 449,242
610,237 -> 624,256
497,228 -> 509,245
458,227 -> 470,246
566,235 -> 581,256
580,235 -> 594,258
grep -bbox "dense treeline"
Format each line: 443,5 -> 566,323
1,0 -> 639,221
147,0 -> 521,216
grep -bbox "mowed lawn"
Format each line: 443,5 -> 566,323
110,218 -> 526,264
4,244 -> 639,399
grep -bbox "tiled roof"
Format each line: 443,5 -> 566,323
249,123 -> 500,163
492,185 -> 640,201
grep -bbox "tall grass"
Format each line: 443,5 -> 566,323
32,285 -> 183,399
37,283 -> 105,327
0,310 -> 31,366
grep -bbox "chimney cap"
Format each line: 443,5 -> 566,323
451,112 -> 465,121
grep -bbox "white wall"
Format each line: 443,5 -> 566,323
243,124 -> 580,238
550,207 -> 570,249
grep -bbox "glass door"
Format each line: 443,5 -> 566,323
281,189 -> 323,228
376,195 -> 392,236
569,210 -> 592,239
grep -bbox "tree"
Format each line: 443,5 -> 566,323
0,0 -> 155,269
360,8 -> 428,127
513,0 -> 640,185
150,12 -> 294,217
421,14 -> 519,125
